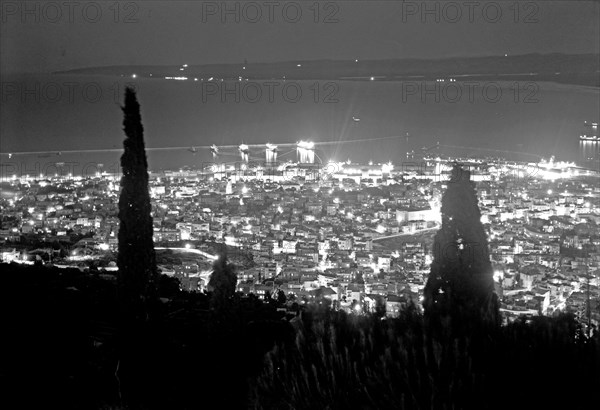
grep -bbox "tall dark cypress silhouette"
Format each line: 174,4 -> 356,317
117,87 -> 158,321
423,164 -> 499,327
208,252 -> 237,311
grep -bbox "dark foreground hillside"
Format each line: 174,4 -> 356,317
254,307 -> 599,410
0,263 -> 291,409
0,263 -> 598,409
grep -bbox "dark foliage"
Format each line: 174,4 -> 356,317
253,308 -> 600,410
117,88 -> 159,322
0,263 -> 120,409
277,289 -> 287,305
0,262 -> 292,409
1,262 -> 598,409
207,252 -> 237,311
374,295 -> 387,318
424,164 -> 499,330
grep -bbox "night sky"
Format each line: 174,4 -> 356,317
2,1 -> 598,74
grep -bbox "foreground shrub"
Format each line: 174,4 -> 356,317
252,308 -> 599,410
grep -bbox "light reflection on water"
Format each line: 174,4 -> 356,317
2,74 -> 599,170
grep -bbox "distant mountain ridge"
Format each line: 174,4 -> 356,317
53,53 -> 600,87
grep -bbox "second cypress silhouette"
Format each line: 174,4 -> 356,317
423,164 -> 499,328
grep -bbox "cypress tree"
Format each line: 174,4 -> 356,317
117,87 -> 158,321
208,252 -> 237,311
423,164 -> 499,328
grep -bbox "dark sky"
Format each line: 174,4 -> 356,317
1,1 -> 598,73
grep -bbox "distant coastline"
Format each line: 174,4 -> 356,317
52,53 -> 600,88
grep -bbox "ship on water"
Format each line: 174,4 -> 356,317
580,121 -> 598,141
579,121 -> 599,170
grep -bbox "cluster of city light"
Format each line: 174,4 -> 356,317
2,172 -> 100,183
265,143 -> 278,163
538,168 -> 577,181
210,164 -> 226,174
381,161 -> 394,174
239,144 -> 250,162
297,140 -> 314,149
296,140 -> 315,163
538,157 -> 576,170
491,158 -> 581,181
164,76 -> 188,81
277,162 -> 290,172
535,158 -> 579,181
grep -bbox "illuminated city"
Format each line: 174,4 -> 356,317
1,1 -> 599,409
2,140 -> 598,326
